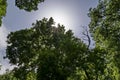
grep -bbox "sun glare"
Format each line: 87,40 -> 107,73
37,7 -> 72,30
49,11 -> 70,26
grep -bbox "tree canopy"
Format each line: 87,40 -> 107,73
1,0 -> 120,79
5,18 -> 89,80
5,17 -> 115,80
89,0 -> 120,79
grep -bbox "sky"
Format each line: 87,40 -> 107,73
0,0 -> 98,74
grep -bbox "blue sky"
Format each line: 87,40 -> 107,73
0,0 -> 98,74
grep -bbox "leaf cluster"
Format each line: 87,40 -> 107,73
0,0 -> 7,26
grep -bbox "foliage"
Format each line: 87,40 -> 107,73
0,70 -> 19,80
5,17 -> 117,80
15,0 -> 45,11
0,0 -> 7,26
2,0 -> 120,79
88,0 -> 120,79
6,18 -> 89,80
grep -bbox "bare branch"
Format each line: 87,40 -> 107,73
81,26 -> 91,48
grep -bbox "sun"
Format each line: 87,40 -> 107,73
37,7 -> 72,30
48,10 -> 70,26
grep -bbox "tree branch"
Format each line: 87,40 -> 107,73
82,26 -> 91,49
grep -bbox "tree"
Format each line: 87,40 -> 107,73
5,18 -> 89,80
0,0 -> 45,26
88,0 -> 120,79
